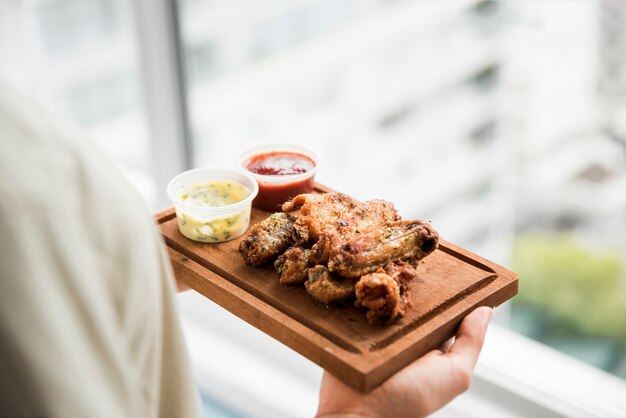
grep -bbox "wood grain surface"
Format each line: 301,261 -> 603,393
156,184 -> 518,392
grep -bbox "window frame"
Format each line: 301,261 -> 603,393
132,0 -> 192,209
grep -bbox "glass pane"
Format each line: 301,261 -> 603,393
505,1 -> 626,380
0,0 -> 155,204
178,0 -> 626,381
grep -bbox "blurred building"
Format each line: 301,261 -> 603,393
505,1 -> 626,378
600,0 -> 626,140
509,1 -> 626,259
180,0 -> 516,265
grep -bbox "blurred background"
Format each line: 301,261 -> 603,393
2,0 -> 626,416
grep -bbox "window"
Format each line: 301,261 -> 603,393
0,0 -> 154,204
173,0 -> 626,395
4,0 -> 626,416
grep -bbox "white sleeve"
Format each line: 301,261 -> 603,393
0,79 -> 201,418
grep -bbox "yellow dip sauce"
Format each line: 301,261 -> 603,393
175,180 -> 251,242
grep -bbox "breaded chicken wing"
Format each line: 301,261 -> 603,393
383,260 -> 419,288
355,267 -> 413,325
282,193 -> 356,243
328,220 -> 439,278
309,199 -> 401,264
305,265 -> 356,304
239,212 -> 296,266
275,246 -> 311,285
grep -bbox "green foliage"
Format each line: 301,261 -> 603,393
512,233 -> 626,346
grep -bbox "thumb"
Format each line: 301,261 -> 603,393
448,306 -> 492,371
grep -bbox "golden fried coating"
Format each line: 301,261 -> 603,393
305,265 -> 356,304
239,212 -> 296,266
275,246 -> 311,285
328,220 -> 439,278
383,260 -> 419,288
355,268 -> 413,325
282,193 -> 356,243
310,199 -> 400,264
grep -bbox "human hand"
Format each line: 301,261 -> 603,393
316,306 -> 493,418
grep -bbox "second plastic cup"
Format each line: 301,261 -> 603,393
238,144 -> 319,211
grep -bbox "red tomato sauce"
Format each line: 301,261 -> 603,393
245,151 -> 315,176
244,151 -> 316,211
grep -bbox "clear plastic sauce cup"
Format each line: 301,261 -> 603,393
237,144 -> 319,212
167,168 -> 258,243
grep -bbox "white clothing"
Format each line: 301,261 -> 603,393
0,81 -> 201,418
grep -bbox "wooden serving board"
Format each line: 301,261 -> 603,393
156,184 -> 518,392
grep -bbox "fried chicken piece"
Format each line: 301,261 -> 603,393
240,192 -> 438,326
328,220 -> 439,278
238,212 -> 296,266
275,246 -> 311,285
305,265 -> 356,304
355,268 -> 413,325
310,199 -> 401,264
383,260 -> 419,289
282,193 -> 356,243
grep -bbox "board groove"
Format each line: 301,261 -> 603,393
369,273 -> 497,351
438,244 -> 496,274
